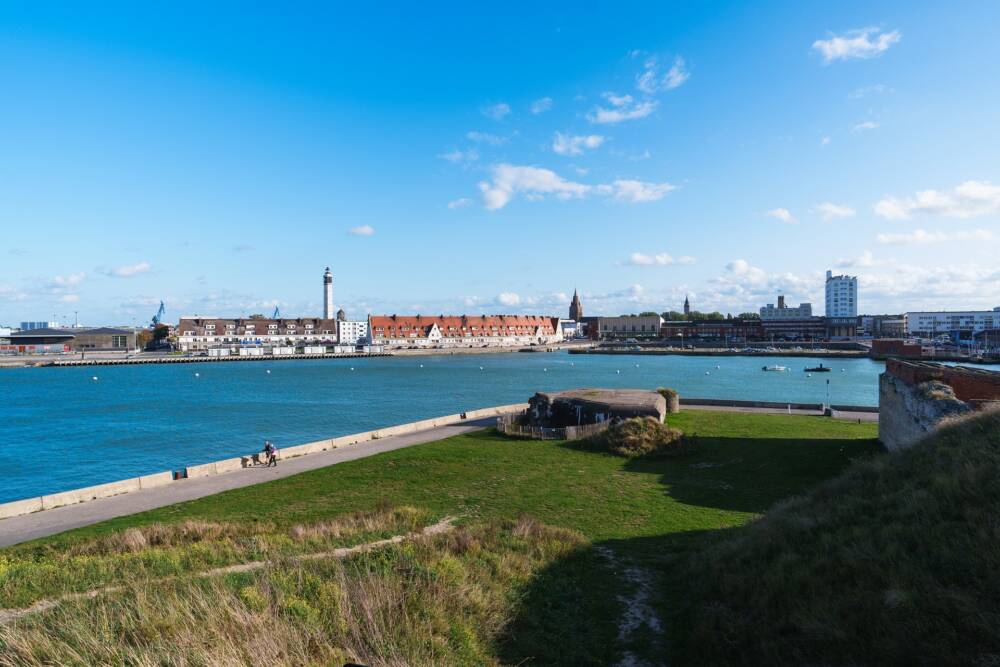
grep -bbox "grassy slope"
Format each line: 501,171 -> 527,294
13,411 -> 878,550
667,409 -> 1000,666
1,411 -> 879,665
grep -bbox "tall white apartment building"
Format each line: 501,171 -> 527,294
825,270 -> 858,318
338,320 -> 370,345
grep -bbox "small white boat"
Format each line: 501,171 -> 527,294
762,364 -> 788,372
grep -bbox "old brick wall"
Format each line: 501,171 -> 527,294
879,360 -> 1000,451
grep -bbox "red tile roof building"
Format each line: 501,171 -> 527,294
369,314 -> 563,348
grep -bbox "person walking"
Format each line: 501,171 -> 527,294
263,440 -> 278,467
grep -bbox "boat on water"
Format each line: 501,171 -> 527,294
804,363 -> 832,373
762,364 -> 788,372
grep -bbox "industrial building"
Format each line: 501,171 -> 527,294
1,327 -> 138,355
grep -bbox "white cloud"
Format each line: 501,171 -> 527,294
109,261 -> 151,278
466,131 -> 507,145
601,179 -> 676,203
348,225 -> 375,236
552,132 -> 605,156
724,259 -> 769,285
496,292 -> 521,306
636,56 -> 689,94
530,97 -> 553,114
49,272 -> 86,288
478,164 -> 590,210
812,27 -> 901,63
765,208 -> 798,224
852,121 -> 879,132
587,93 -> 657,124
874,181 -> 1000,220
59,294 -> 80,303
813,202 -> 856,221
875,228 -> 995,245
477,165 -> 675,210
627,252 -> 696,267
820,136 -> 832,146
481,102 -> 511,121
438,148 -> 479,163
447,198 -> 472,210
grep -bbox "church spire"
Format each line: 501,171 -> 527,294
569,288 -> 584,322
683,294 -> 690,317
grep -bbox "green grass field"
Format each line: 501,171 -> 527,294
0,410 -> 880,665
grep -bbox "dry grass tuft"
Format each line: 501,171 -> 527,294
0,518 -> 586,667
600,417 -> 687,458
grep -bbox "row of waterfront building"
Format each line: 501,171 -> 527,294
4,266 -> 999,355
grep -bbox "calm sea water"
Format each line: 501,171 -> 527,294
0,351 -> 886,503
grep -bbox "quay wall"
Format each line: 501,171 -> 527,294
0,403 -> 528,521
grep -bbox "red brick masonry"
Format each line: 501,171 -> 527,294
885,359 -> 1000,402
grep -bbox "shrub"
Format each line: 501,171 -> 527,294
601,417 -> 686,458
657,387 -> 680,413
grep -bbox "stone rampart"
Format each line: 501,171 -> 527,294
879,360 -> 1000,451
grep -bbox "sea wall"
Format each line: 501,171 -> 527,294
0,403 -> 528,521
878,360 -> 1000,451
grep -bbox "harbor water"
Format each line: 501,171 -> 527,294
0,351 -> 885,503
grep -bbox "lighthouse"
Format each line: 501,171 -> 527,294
323,267 -> 334,319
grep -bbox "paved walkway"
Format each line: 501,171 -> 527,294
0,419 -> 493,548
685,404 -> 879,422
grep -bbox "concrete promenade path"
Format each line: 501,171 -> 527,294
0,418 -> 495,548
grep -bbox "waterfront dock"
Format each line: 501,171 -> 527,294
44,351 -> 391,367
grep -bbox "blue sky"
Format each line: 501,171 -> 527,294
1,1 -> 999,326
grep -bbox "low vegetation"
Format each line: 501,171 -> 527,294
667,409 -> 1000,666
597,416 -> 687,458
0,410 -> 880,664
1,516 -> 606,666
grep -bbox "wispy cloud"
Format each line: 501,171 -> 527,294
835,250 -> 876,268
466,131 -> 507,145
820,136 -> 832,146
481,102 -> 511,121
765,208 -> 798,224
348,225 -> 375,236
875,228 -> 995,244
812,27 -> 901,63
447,198 -> 472,210
438,148 -> 479,164
852,120 -> 879,132
627,252 -> 696,266
813,202 -> 856,221
636,56 -> 689,94
476,164 -> 676,210
552,132 -> 605,156
49,272 -> 86,288
530,97 -> 553,114
874,180 -> 1000,220
478,164 -> 590,210
587,92 -> 657,124
600,179 -> 676,203
107,262 -> 151,278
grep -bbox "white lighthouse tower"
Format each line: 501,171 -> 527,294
323,267 -> 334,319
